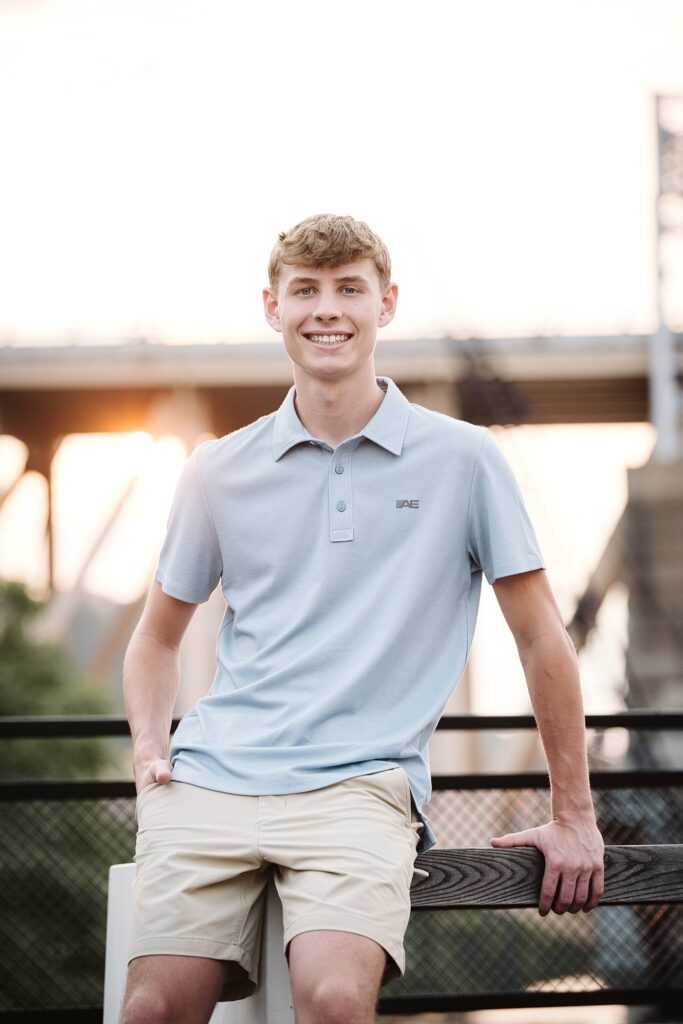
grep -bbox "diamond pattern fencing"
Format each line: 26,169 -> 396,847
0,782 -> 682,1013
0,790 -> 137,1012
384,783 -> 683,1003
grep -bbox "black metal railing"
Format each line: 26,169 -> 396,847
2,708 -> 683,738
1,712 -> 682,1020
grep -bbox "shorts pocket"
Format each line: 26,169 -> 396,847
395,766 -> 413,828
369,767 -> 412,828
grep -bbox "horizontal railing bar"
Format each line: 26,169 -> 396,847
440,710 -> 683,730
1,709 -> 683,738
378,990 -> 683,1012
1,771 -> 683,801
430,770 -> 683,789
2,991 -> 683,1019
0,715 -> 133,737
0,781 -> 136,800
0,1012 -> 104,1022
410,845 -> 683,908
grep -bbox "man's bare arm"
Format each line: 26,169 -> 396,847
489,568 -> 605,915
123,579 -> 198,794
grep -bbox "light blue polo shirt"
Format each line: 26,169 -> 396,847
155,376 -> 544,854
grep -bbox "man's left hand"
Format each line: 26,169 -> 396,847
490,816 -> 605,915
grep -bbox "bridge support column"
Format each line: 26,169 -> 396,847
625,459 -> 683,764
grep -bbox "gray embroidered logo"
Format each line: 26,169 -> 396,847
396,499 -> 420,509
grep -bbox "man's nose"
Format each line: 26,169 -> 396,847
313,291 -> 341,320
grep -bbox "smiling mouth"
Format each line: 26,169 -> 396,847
304,333 -> 353,346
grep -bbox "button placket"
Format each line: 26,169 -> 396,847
329,445 -> 353,542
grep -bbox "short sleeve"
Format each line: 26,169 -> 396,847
154,446 -> 222,603
467,431 -> 545,585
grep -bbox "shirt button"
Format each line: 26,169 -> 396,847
336,500 -> 346,512
335,464 -> 344,474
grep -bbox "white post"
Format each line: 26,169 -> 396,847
217,879 -> 295,1024
103,864 -> 137,1024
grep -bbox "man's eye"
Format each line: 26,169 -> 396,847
342,287 -> 358,294
298,287 -> 314,295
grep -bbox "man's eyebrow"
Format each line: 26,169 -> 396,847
286,273 -> 370,288
287,276 -> 318,286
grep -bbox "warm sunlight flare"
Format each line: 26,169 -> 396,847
0,432 -> 188,603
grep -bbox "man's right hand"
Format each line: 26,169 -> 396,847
135,758 -> 173,795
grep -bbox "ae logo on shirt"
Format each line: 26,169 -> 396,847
396,499 -> 420,509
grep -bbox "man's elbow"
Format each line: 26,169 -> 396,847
517,622 -> 579,668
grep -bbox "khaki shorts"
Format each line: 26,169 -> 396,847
129,768 -> 424,1002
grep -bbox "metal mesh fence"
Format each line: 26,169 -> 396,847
0,784 -> 681,1012
0,796 -> 136,1011
386,785 -> 683,1001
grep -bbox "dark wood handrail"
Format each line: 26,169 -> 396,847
410,845 -> 683,908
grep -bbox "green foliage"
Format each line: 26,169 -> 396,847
0,578 -> 118,779
1,799 -> 136,1009
0,579 -> 134,1010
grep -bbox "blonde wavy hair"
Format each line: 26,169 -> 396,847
268,214 -> 391,291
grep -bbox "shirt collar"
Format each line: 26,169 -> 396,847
272,376 -> 411,461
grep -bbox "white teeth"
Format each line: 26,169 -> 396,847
308,334 -> 350,344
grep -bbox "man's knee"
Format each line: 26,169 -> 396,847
297,976 -> 379,1024
119,954 -> 223,1024
119,987 -> 172,1024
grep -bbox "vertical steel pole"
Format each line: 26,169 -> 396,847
650,95 -> 683,463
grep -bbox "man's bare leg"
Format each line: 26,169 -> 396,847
288,930 -> 388,1024
119,954 -> 225,1024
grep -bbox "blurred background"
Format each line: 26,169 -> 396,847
1,1 -> 683,1021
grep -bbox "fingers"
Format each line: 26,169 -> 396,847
136,760 -> 172,792
153,760 -> 172,784
539,869 -> 560,916
582,869 -> 605,912
490,829 -> 537,848
540,870 -> 583,916
540,867 -> 605,916
568,872 -> 592,913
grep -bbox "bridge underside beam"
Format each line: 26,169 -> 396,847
0,375 -> 650,451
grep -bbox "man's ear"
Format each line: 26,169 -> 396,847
378,282 -> 399,328
263,287 -> 282,333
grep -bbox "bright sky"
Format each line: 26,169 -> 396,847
1,0 -> 682,343
0,0 -> 678,717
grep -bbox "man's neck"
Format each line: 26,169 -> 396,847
292,370 -> 386,449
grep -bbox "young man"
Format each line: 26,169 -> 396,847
121,214 -> 605,1024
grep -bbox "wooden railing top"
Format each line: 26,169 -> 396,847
410,845 -> 683,908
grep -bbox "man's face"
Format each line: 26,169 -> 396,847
263,258 -> 398,385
